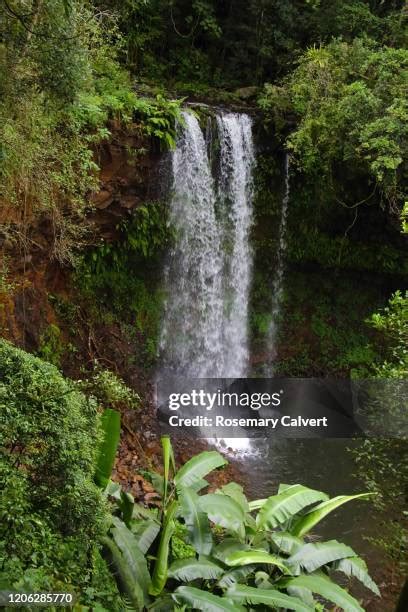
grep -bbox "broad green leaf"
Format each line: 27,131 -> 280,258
131,519 -> 160,554
132,502 -> 159,521
248,498 -> 267,511
161,435 -> 172,502
278,483 -> 293,493
101,536 -> 145,610
104,480 -> 121,499
172,586 -> 243,612
225,549 -> 290,573
179,487 -> 212,555
169,557 -> 224,581
226,584 -> 313,611
199,493 -> 245,538
271,531 -> 304,555
217,482 -> 249,513
245,513 -> 258,532
150,501 -> 178,596
148,594 -> 175,611
174,451 -> 227,489
291,493 -> 373,537
332,556 -> 380,596
247,531 -> 269,550
257,484 -> 328,529
218,565 -> 256,588
189,478 -> 209,493
288,539 -> 355,574
287,585 -> 315,607
151,472 -> 165,496
119,490 -> 134,526
279,574 -> 364,611
110,517 -> 151,604
95,409 -> 121,488
212,539 -> 249,563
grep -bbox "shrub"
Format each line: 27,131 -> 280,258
81,366 -> 141,412
0,339 -> 116,603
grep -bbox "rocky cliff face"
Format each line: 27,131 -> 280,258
89,121 -> 162,241
0,122 -> 161,360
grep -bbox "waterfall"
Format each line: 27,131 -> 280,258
159,111 -> 224,377
159,110 -> 254,378
266,152 -> 291,373
216,114 -> 254,377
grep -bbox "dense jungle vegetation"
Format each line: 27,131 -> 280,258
0,1 -> 407,610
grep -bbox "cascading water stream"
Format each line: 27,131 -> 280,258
266,152 -> 291,374
216,113 -> 254,377
159,109 -> 255,454
159,110 -> 254,379
159,111 -> 224,377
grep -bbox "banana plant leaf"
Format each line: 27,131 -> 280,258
168,556 -> 224,581
149,501 -> 178,596
287,539 -> 356,574
174,450 -> 227,489
225,549 -> 290,573
110,517 -> 151,607
101,536 -> 145,611
291,493 -> 373,537
271,531 -> 304,555
95,408 -> 121,488
172,586 -> 244,611
257,484 -> 328,529
199,493 -> 245,538
226,583 -> 313,611
332,556 -> 380,596
278,573 -> 365,611
178,486 -> 213,555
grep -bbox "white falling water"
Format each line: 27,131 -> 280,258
159,111 -> 224,377
159,110 -> 255,379
267,152 -> 291,373
217,113 -> 254,377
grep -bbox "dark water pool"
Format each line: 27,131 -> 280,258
219,438 -> 381,565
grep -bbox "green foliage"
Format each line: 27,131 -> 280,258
250,260 -> 387,377
0,339 -> 120,607
171,522 -> 197,560
351,289 -> 408,574
353,438 -> 408,574
402,201 -> 408,233
368,290 -> 408,377
82,366 -> 141,411
260,39 -> 408,210
0,257 -> 15,294
345,199 -> 408,576
132,95 -> 182,149
95,409 -> 121,489
105,0 -> 405,89
0,2 -> 180,261
120,202 -> 173,259
103,436 -> 378,610
37,323 -> 65,367
288,229 -> 408,275
75,202 -> 169,367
